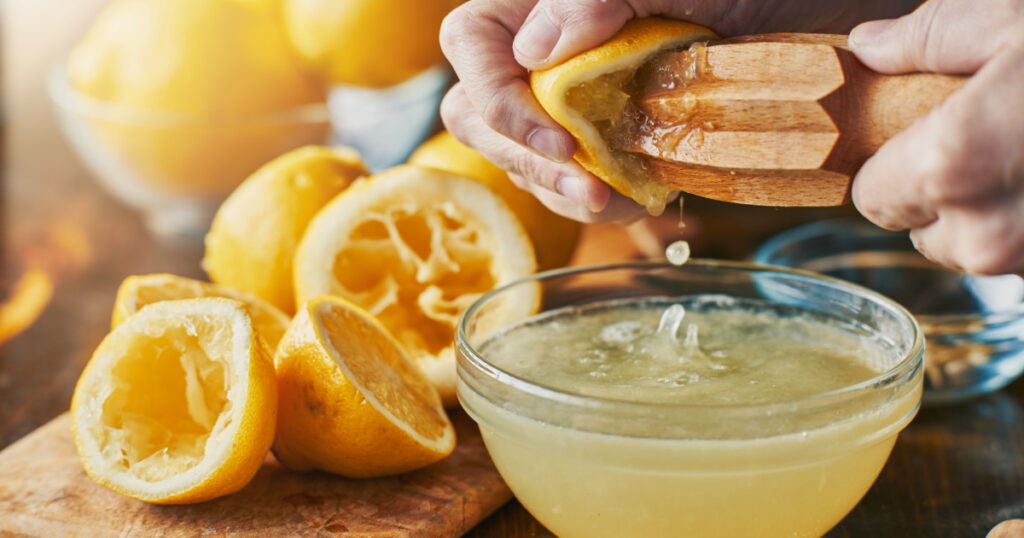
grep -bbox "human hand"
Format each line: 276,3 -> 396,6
850,0 -> 1024,275
440,0 -> 917,222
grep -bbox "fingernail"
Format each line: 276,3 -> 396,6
514,13 -> 561,63
849,19 -> 894,47
556,176 -> 586,205
527,127 -> 571,162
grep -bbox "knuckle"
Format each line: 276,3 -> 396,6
438,7 -> 467,56
545,0 -> 635,33
904,4 -> 943,71
439,86 -> 467,131
919,122 -> 972,205
545,1 -> 595,27
919,151 -> 961,204
480,90 -> 523,139
851,176 -> 891,226
510,151 -> 556,190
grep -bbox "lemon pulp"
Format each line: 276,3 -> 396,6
95,320 -> 234,481
332,203 -> 497,357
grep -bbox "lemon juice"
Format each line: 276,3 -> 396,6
460,296 -> 921,537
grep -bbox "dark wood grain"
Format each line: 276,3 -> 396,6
0,410 -> 511,536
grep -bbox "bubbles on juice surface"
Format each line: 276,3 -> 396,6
600,320 -> 648,344
666,240 -> 691,266
480,297 -> 890,405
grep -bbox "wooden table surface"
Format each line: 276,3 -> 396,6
3,14 -> 1023,535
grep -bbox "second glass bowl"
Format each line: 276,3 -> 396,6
48,63 -> 330,242
755,218 -> 1024,404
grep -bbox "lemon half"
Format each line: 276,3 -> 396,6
71,298 -> 276,504
111,273 -> 290,352
273,295 -> 455,477
531,18 -> 717,214
293,165 -> 539,404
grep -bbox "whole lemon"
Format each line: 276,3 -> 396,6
283,0 -> 464,88
67,0 -> 327,198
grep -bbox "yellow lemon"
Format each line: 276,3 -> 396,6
111,273 -> 291,352
203,145 -> 368,314
531,18 -> 717,215
272,295 -> 455,477
283,0 -> 464,87
408,131 -> 581,270
293,165 -> 538,405
71,298 -> 277,504
66,0 -> 327,198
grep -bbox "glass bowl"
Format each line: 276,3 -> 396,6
755,218 -> 1024,405
457,260 -> 923,538
48,62 -> 331,242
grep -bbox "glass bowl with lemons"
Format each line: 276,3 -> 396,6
49,0 -> 333,241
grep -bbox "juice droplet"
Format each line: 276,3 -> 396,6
666,240 -> 691,266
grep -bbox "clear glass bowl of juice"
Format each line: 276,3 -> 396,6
457,260 -> 923,538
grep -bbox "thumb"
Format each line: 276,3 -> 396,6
849,0 -> 1004,75
512,0 -> 728,70
512,0 -> 637,70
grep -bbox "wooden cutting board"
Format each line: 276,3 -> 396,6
0,409 -> 511,537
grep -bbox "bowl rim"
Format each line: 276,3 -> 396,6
753,217 -> 1024,322
47,61 -> 330,127
457,259 -> 924,416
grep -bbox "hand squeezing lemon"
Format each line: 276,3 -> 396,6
530,18 -> 717,214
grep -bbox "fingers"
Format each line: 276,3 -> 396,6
508,173 -> 649,223
854,42 -> 1024,274
442,83 -> 645,223
440,0 -> 731,160
441,0 -> 575,161
512,0 -> 636,70
849,0 -> 1022,74
909,199 -> 1024,275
